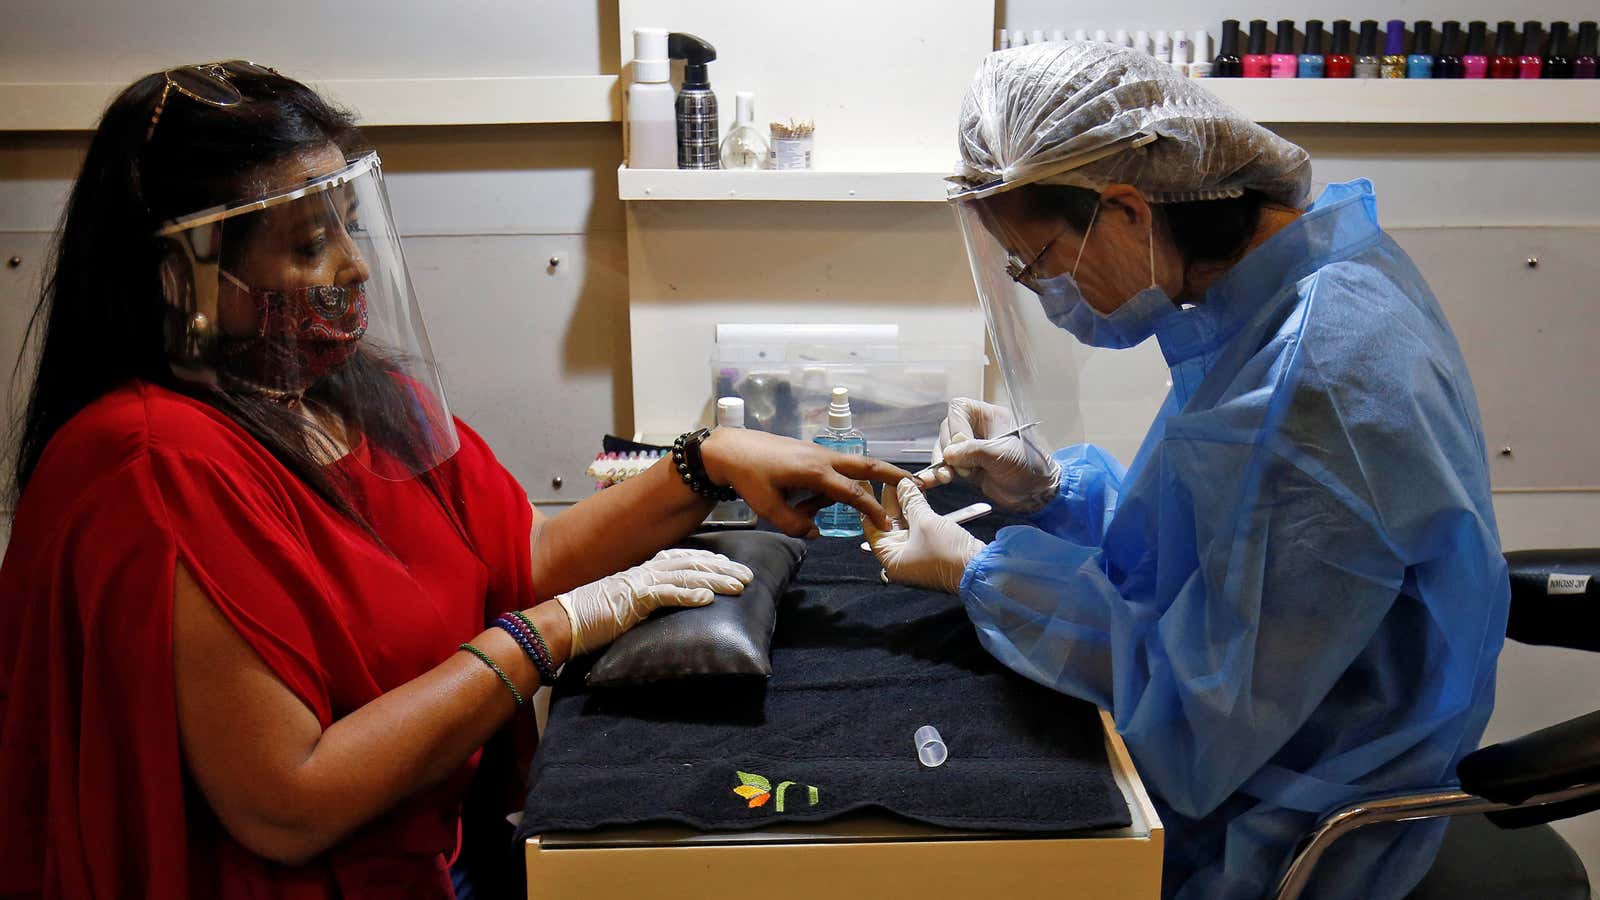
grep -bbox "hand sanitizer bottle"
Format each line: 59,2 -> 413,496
812,387 -> 867,537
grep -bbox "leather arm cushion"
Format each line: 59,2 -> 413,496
585,531 -> 807,687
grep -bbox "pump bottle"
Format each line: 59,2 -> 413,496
812,388 -> 867,538
626,28 -> 676,169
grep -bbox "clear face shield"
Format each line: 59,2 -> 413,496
155,152 -> 457,477
948,133 -> 1169,460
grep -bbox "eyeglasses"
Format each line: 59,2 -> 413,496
1004,229 -> 1069,293
144,60 -> 281,143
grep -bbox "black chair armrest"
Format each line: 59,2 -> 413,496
1458,710 -> 1600,805
1504,549 -> 1600,652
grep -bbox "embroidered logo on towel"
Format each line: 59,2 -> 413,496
734,771 -> 820,812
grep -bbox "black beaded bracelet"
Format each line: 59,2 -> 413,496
672,428 -> 738,502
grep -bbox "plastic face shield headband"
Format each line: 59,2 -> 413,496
948,133 -> 1159,454
153,152 -> 459,477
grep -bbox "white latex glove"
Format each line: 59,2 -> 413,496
867,479 -> 987,594
923,398 -> 1061,515
556,549 -> 755,656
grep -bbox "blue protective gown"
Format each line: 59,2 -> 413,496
961,180 -> 1508,900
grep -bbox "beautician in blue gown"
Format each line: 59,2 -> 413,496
869,41 -> 1509,900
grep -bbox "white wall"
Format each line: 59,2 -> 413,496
0,0 -> 619,82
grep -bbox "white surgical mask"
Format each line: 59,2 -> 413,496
1034,204 -> 1177,350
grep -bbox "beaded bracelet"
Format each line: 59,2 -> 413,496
507,610 -> 560,683
672,428 -> 738,501
493,613 -> 559,685
459,642 -> 525,706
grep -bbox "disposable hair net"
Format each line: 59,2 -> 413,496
951,41 -> 1311,206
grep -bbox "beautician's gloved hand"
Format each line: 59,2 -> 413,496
867,479 -> 987,595
556,549 -> 755,656
926,398 -> 1061,515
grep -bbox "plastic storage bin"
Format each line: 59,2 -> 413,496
710,342 -> 984,461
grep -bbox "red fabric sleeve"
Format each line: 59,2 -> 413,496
436,420 -> 537,620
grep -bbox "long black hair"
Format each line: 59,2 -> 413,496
11,66 -> 450,528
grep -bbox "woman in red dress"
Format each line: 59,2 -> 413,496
0,63 -> 903,899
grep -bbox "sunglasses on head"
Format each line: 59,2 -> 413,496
144,60 -> 281,143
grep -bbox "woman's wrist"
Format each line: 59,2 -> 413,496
671,428 -> 737,500
698,427 -> 733,486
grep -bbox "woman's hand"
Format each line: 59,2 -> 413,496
699,428 -> 910,538
556,549 -> 755,656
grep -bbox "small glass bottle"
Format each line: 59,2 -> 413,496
1382,20 -> 1408,78
1243,20 -> 1271,77
1576,22 -> 1599,79
1298,20 -> 1326,78
1436,21 -> 1464,79
1518,21 -> 1545,78
719,91 -> 769,171
1544,21 -> 1573,78
1326,20 -> 1354,78
1213,20 -> 1242,76
1271,19 -> 1298,77
1490,21 -> 1519,79
1463,21 -> 1491,78
1407,21 -> 1435,79
1355,20 -> 1382,78
812,388 -> 867,538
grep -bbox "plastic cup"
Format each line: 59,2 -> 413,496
915,725 -> 948,768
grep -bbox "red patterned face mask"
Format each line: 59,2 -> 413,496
218,270 -> 369,394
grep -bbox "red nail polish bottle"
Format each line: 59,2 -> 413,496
1490,21 -> 1519,78
1326,20 -> 1355,77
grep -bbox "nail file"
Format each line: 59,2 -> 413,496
911,420 -> 1042,487
860,502 -> 993,552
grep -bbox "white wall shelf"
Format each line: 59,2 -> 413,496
1205,79 -> 1600,125
0,75 -> 620,131
618,166 -> 952,202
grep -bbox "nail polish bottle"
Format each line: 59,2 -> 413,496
1463,21 -> 1490,78
1576,22 -> 1599,78
1382,20 -> 1408,78
1490,21 -> 1519,79
1171,30 -> 1192,74
1214,19 -> 1243,77
1406,21 -> 1435,78
1519,21 -> 1544,78
1189,29 -> 1215,77
1299,20 -> 1327,77
1326,20 -> 1354,78
1436,21 -> 1463,78
1271,19 -> 1299,77
1355,20 -> 1382,78
1543,21 -> 1572,78
1243,20 -> 1271,77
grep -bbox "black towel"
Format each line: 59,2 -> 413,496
518,481 -> 1131,836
